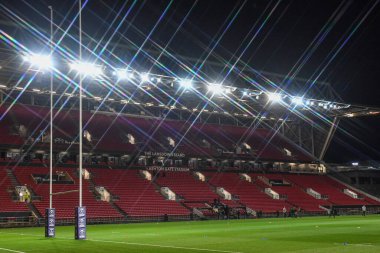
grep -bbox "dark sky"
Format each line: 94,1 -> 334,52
1,0 -> 380,163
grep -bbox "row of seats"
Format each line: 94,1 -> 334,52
155,171 -> 218,202
258,176 -> 326,211
206,172 -> 292,212
2,166 -> 378,217
284,174 -> 375,206
89,169 -> 190,217
0,168 -> 29,212
10,166 -> 122,219
0,103 -> 313,162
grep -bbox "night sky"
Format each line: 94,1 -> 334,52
1,0 -> 379,163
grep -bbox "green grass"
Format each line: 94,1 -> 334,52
0,215 -> 379,253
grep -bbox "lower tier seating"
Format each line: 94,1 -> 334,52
206,172 -> 292,212
1,166 -> 378,218
89,168 -> 190,217
155,171 -> 218,202
0,168 -> 29,213
12,166 -> 122,219
284,174 -> 374,206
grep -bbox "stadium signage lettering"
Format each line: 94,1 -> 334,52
144,151 -> 185,158
54,137 -> 79,145
147,166 -> 190,172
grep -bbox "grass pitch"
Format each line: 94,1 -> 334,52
0,215 -> 379,253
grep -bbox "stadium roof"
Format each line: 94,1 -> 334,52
0,51 -> 379,121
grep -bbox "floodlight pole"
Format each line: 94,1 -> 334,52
45,5 -> 56,238
75,0 -> 86,240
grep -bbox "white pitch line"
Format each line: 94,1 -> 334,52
86,238 -> 243,253
0,232 -> 39,237
0,232 -> 242,253
0,247 -> 26,253
333,242 -> 374,247
352,243 -> 374,247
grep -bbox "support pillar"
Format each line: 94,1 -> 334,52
319,116 -> 340,161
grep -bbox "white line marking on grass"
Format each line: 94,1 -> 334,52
0,232 -> 39,237
0,247 -> 26,253
353,243 -> 373,247
333,242 -> 374,247
86,238 -> 243,253
0,232 -> 242,253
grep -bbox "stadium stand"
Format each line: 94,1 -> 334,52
259,174 -> 327,211
11,166 -> 122,219
1,103 -> 380,226
206,172 -> 292,213
0,104 -> 313,162
155,171 -> 218,202
89,168 -> 190,217
0,168 -> 29,212
283,174 -> 376,206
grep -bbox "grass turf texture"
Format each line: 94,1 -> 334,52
0,215 -> 379,253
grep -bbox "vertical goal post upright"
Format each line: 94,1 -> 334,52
45,5 -> 55,238
75,0 -> 86,240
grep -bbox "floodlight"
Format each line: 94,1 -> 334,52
207,83 -> 224,94
114,69 -> 128,80
242,91 -> 248,96
267,92 -> 282,103
128,72 -> 135,79
179,79 -> 193,89
140,73 -> 150,82
69,62 -> 103,76
115,69 -> 134,80
225,88 -> 232,94
291,97 -> 304,105
23,54 -> 53,69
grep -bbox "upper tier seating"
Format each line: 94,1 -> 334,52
0,117 -> 24,146
0,104 -> 314,162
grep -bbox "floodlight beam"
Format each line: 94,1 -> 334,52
267,92 -> 282,103
70,62 -> 103,77
179,79 -> 193,89
23,54 -> 53,70
207,83 -> 224,94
